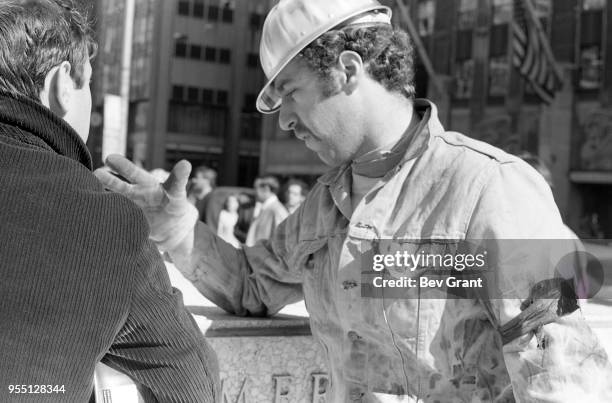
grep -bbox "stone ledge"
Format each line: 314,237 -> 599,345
187,305 -> 313,337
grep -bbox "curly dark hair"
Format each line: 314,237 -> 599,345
300,24 -> 415,99
0,0 -> 97,101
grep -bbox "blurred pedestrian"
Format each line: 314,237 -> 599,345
245,176 -> 288,246
284,178 -> 308,214
234,192 -> 256,244
217,194 -> 241,248
188,165 -> 217,223
0,1 -> 218,401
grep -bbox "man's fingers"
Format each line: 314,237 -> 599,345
164,159 -> 192,197
105,154 -> 157,186
93,168 -> 132,195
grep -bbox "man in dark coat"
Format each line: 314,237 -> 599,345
0,1 -> 219,402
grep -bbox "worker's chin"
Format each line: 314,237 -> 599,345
316,150 -> 343,167
303,140 -> 343,167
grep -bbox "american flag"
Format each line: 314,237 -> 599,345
512,0 -> 563,104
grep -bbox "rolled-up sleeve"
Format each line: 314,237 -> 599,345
178,207 -> 305,317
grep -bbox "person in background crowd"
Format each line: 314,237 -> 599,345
188,165 -> 217,223
234,192 -> 256,244
96,0 -> 612,400
0,1 -> 219,402
245,176 -> 288,246
217,194 -> 241,248
284,178 -> 309,214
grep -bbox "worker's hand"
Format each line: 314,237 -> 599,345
93,154 -> 198,252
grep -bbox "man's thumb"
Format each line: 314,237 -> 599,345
164,159 -> 192,196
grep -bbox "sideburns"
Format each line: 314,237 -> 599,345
319,71 -> 343,98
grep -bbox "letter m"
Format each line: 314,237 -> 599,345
222,378 -> 248,403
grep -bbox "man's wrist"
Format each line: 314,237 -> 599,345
166,227 -> 196,279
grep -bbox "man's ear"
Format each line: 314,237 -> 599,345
42,61 -> 73,116
337,50 -> 364,93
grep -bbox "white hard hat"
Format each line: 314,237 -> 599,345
256,0 -> 392,114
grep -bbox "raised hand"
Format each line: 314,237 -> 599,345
93,154 -> 198,252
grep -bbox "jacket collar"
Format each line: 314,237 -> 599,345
261,193 -> 280,209
0,91 -> 93,170
317,98 -> 443,186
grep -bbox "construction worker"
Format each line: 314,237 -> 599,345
95,0 -> 612,401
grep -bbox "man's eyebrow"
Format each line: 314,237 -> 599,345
273,77 -> 292,94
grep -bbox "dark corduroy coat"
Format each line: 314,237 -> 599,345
0,92 -> 219,402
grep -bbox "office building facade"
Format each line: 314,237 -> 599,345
91,0 -> 273,186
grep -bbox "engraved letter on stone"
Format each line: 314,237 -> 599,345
312,373 -> 329,403
273,375 -> 293,403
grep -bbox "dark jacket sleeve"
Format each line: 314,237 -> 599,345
101,227 -> 220,402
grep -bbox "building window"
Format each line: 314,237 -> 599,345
187,86 -> 200,103
583,0 -> 606,10
241,113 -> 262,140
417,0 -> 435,36
249,13 -> 263,30
488,17 -> 509,99
222,2 -> 234,23
172,85 -> 184,101
204,46 -> 216,62
246,52 -> 259,68
455,0 -> 474,91
489,24 -> 508,57
578,5 -> 604,90
175,42 -> 187,57
193,0 -> 204,18
489,57 -> 509,97
177,0 -> 190,16
243,94 -> 257,112
167,102 -> 227,137
533,0 -> 551,29
492,0 -> 512,24
217,90 -> 228,105
202,89 -> 214,104
208,5 -> 219,21
237,156 -> 260,186
454,60 -> 474,99
219,48 -> 231,64
190,44 -> 202,60
455,29 -> 472,61
457,0 -> 477,30
579,46 -> 603,90
241,94 -> 261,140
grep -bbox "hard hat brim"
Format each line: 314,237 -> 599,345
256,5 -> 391,114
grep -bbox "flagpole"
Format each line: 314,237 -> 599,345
521,0 -> 563,80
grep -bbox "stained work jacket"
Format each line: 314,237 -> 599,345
183,100 -> 612,402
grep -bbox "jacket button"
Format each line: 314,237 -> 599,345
342,280 -> 358,290
348,330 -> 361,342
348,387 -> 365,401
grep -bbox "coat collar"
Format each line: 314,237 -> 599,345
0,91 -> 93,170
